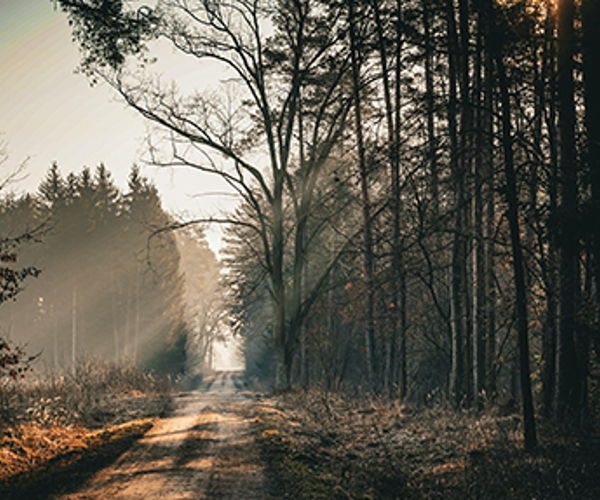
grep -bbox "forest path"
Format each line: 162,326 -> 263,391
54,372 -> 275,500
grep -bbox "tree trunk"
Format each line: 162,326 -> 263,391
541,3 -> 560,416
372,0 -> 404,397
472,17 -> 486,405
110,267 -> 120,361
483,0 -> 538,449
423,0 -> 438,215
445,0 -> 465,406
458,0 -> 474,408
134,260 -> 140,364
273,177 -> 290,391
71,284 -> 77,375
582,0 -> 600,315
349,0 -> 377,393
52,304 -> 58,370
582,0 -> 600,422
556,0 -> 582,424
395,0 -> 408,399
483,47 -> 497,397
125,276 -> 131,359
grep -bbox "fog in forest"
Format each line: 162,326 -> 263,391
2,1 -> 600,480
0,162 -> 227,379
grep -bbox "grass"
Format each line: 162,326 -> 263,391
0,357 -> 170,429
252,389 -> 600,500
0,418 -> 153,500
0,358 -> 172,498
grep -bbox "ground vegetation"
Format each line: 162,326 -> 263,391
254,389 -> 600,499
0,358 -> 171,499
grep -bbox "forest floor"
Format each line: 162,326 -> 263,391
2,368 -> 600,499
255,390 -> 600,499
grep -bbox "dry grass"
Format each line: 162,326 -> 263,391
0,418 -> 154,499
0,421 -> 89,480
0,357 -> 169,429
253,389 -> 600,500
0,358 -> 171,497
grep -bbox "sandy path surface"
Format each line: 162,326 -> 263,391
55,372 -> 275,499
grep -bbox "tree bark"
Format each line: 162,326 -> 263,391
556,0 -> 582,424
349,0 -> 377,393
480,0 -> 538,449
445,0 -> 465,406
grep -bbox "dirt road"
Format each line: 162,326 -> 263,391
55,372 -> 275,499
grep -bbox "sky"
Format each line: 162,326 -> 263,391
0,0 -> 236,254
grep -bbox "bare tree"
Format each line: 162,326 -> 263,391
58,0 -> 356,390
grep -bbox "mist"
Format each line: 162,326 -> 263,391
0,162 -> 224,379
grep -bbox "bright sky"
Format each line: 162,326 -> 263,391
0,0 -> 237,254
212,334 -> 245,371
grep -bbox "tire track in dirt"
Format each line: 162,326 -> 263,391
54,373 -> 274,499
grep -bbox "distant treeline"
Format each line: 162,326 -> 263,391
0,163 -> 205,376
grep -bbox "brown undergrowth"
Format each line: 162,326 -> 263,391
0,358 -> 172,498
253,390 -> 600,499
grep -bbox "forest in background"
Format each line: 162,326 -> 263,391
0,160 -> 221,378
52,0 -> 600,448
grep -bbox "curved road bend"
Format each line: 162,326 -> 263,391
55,371 -> 275,500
